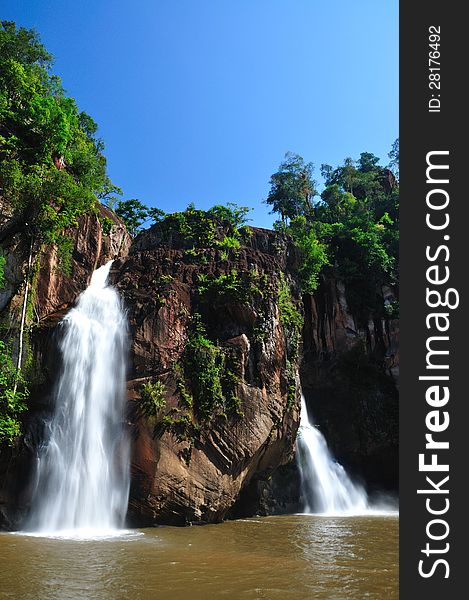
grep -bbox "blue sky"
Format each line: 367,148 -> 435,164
3,0 -> 398,228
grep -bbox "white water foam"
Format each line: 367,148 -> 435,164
26,261 -> 130,534
15,528 -> 142,541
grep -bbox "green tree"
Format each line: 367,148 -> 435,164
266,152 -> 317,223
283,216 -> 328,293
114,199 -> 150,236
147,206 -> 166,224
268,144 -> 399,317
1,21 -> 123,440
357,152 -> 381,173
207,203 -> 252,228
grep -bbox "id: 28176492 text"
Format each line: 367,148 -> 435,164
428,25 -> 441,113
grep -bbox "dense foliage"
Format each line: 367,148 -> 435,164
114,199 -> 165,236
0,341 -> 28,444
182,315 -> 241,421
0,21 -> 119,250
268,146 -> 399,319
266,152 -> 317,222
113,199 -> 251,239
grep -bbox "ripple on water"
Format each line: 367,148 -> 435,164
0,515 -> 398,600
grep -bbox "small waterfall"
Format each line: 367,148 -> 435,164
296,395 -> 368,515
27,261 -> 130,534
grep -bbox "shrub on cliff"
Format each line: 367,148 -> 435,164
181,315 -> 241,421
0,341 -> 28,445
139,380 -> 167,417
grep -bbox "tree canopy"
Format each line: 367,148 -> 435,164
0,21 -> 117,252
265,152 -> 317,223
0,21 -> 121,443
271,142 -> 399,318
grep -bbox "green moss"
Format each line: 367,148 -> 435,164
278,274 -> 303,332
181,315 -> 241,420
99,215 -> 114,236
285,359 -> 297,410
0,253 -> 6,289
55,234 -> 74,276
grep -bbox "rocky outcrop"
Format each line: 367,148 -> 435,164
113,223 -> 302,525
1,217 -> 302,528
0,204 -> 130,321
35,204 -> 131,322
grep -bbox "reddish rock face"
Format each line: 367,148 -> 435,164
301,277 -> 399,491
35,204 -> 131,321
113,224 -> 302,525
303,279 -> 399,383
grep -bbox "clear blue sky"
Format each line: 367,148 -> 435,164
3,0 -> 398,228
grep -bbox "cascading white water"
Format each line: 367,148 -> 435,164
296,395 -> 368,515
27,261 -> 129,534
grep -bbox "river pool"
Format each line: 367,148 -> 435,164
0,514 -> 398,600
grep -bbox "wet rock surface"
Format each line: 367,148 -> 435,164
300,278 -> 399,492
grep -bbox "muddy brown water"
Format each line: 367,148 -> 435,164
0,514 -> 398,600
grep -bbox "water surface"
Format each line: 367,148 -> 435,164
0,514 -> 397,599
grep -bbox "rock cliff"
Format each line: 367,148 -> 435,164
113,221 -> 302,525
0,209 -> 398,529
231,278 -> 399,517
300,278 -> 399,492
0,215 -> 303,527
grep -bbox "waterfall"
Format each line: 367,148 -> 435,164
27,261 -> 130,533
296,395 -> 368,515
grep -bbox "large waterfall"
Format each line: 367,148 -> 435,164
296,395 -> 369,515
27,261 -> 130,534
